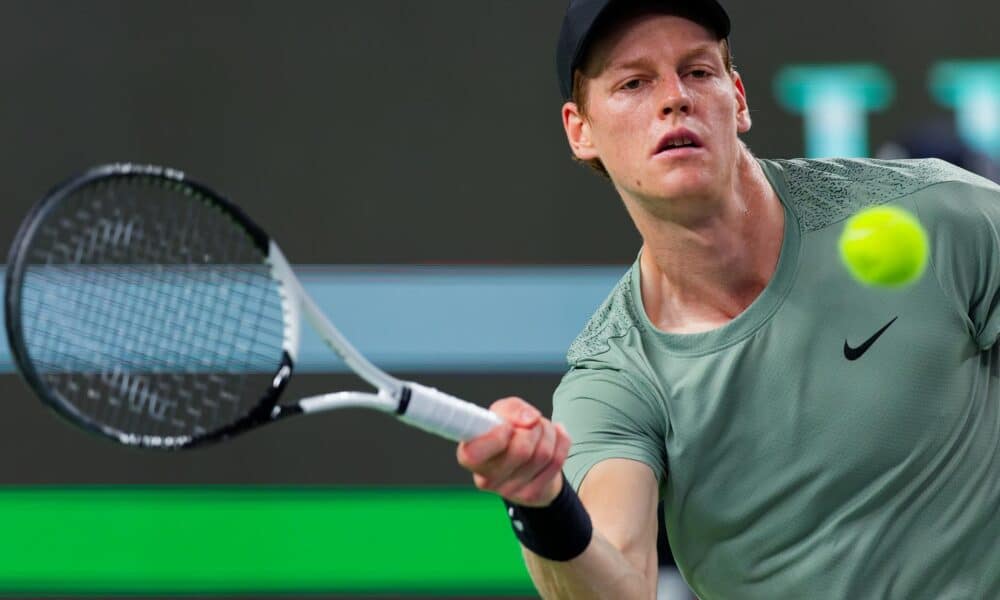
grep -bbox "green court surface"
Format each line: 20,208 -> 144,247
0,487 -> 534,596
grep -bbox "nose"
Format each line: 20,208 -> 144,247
658,75 -> 692,117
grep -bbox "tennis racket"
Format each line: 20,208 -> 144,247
4,163 -> 503,449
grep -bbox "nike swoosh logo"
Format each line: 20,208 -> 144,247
844,317 -> 898,361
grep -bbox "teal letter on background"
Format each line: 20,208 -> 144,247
775,65 -> 895,158
930,60 -> 1000,159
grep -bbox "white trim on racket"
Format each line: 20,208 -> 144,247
267,242 -> 503,442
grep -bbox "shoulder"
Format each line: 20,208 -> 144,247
565,264 -> 646,368
770,156 -> 994,193
762,157 -> 999,232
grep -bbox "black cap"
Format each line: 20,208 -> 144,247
556,0 -> 731,100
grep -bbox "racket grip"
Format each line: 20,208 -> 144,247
398,382 -> 504,442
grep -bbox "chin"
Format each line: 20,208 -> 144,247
648,167 -> 719,199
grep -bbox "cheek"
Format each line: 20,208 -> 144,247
706,102 -> 741,146
589,126 -> 641,172
608,119 -> 652,165
592,100 -> 647,143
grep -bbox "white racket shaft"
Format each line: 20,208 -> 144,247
298,386 -> 502,442
271,244 -> 504,442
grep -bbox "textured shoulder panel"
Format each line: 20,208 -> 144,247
566,268 -> 645,365
773,158 -> 992,232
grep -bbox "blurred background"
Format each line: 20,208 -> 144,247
0,1 -> 997,598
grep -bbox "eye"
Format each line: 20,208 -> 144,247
620,78 -> 646,91
688,69 -> 712,79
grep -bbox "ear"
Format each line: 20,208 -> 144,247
732,71 -> 752,134
562,102 -> 600,161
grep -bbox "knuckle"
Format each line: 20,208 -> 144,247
533,464 -> 558,491
496,481 -> 523,501
520,487 -> 545,506
533,448 -> 554,471
529,442 -> 554,469
473,474 -> 493,491
456,446 -> 472,469
536,425 -> 557,460
490,396 -> 524,412
490,397 -> 536,424
508,438 -> 534,464
460,447 -> 485,470
557,431 -> 572,457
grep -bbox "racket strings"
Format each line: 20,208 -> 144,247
18,176 -> 287,442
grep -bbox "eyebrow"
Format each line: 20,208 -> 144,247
605,43 -> 721,73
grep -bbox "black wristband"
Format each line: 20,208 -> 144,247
502,475 -> 593,561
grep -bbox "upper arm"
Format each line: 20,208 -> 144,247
913,176 -> 1000,348
549,366 -> 666,595
579,458 -> 661,593
551,367 -> 668,491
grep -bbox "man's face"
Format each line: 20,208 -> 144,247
563,13 -> 751,207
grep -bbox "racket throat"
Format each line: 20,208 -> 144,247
270,404 -> 305,420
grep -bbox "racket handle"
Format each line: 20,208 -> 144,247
398,382 -> 504,442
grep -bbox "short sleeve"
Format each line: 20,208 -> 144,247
551,366 -> 668,492
915,177 -> 1000,348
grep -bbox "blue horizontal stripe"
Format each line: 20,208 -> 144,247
3,265 -> 626,374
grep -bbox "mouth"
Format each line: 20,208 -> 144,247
653,129 -> 704,156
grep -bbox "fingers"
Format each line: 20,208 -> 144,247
493,416 -> 557,496
497,422 -> 573,507
517,423 -> 573,505
483,419 -> 545,487
455,397 -> 538,469
456,421 -> 513,468
456,397 -> 573,508
489,396 -> 542,428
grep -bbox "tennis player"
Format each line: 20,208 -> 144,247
457,1 -> 1000,597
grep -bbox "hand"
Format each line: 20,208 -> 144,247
456,397 -> 572,507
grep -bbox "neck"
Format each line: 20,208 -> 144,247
627,150 -> 784,334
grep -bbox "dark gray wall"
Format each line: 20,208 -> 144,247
0,1 -> 996,484
0,373 -> 560,484
2,1 -> 997,265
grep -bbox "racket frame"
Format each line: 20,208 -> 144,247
6,163 -> 502,449
4,164 -> 295,448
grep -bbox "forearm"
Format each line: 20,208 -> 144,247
522,531 -> 654,600
455,404 -> 658,599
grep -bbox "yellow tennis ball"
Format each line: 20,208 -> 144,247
838,205 -> 929,287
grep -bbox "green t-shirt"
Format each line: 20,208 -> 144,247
552,158 -> 1000,599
